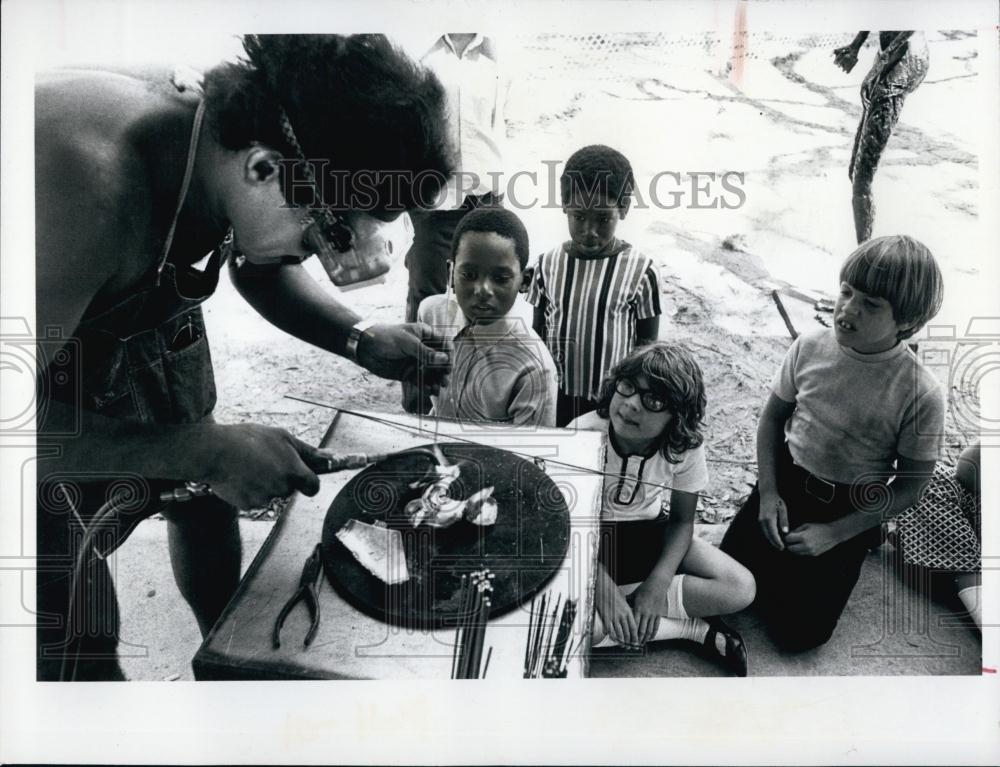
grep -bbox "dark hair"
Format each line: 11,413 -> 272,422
201,34 -> 453,212
840,235 -> 944,340
560,144 -> 634,211
596,342 -> 706,463
450,207 -> 530,269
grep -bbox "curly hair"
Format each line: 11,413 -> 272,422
595,342 -> 706,463
201,34 -> 453,212
451,207 -> 530,269
840,235 -> 944,340
560,144 -> 634,211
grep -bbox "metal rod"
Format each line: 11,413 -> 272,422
282,397 -> 754,490
451,574 -> 469,679
541,594 -> 561,677
433,261 -> 453,449
469,593 -> 489,679
286,396 -> 756,470
523,595 -> 536,677
481,646 -> 493,679
458,575 -> 475,679
771,289 -> 799,341
529,592 -> 548,678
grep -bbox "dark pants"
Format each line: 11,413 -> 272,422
35,472 -> 237,681
556,391 -> 599,428
720,444 -> 882,651
598,516 -> 669,586
37,298 -> 237,680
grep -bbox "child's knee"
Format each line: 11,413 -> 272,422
771,621 -> 836,653
720,561 -> 756,613
731,565 -> 756,611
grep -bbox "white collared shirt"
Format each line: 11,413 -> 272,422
417,294 -> 556,426
420,34 -> 508,208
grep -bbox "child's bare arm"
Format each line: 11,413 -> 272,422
635,316 -> 660,346
785,456 -> 936,556
757,392 -> 796,550
631,489 -> 697,642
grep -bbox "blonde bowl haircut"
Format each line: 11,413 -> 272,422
840,235 -> 945,340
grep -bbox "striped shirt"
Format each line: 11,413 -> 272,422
526,242 -> 661,399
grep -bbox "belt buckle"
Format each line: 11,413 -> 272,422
805,473 -> 836,504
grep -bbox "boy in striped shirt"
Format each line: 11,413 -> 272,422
527,144 -> 662,426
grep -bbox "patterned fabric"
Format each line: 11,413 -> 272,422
894,467 -> 981,572
526,242 -> 661,399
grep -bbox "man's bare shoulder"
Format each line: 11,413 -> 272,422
36,74 -> 167,248
36,70 -> 161,196
35,72 -> 173,306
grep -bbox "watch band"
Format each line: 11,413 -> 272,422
345,319 -> 377,362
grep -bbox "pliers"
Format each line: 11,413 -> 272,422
272,543 -> 324,649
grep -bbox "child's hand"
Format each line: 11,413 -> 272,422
596,574 -> 640,648
758,491 -> 789,550
785,522 -> 839,557
629,582 -> 666,644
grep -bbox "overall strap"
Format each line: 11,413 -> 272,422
156,99 -> 207,284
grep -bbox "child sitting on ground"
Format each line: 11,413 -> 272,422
721,235 -> 945,651
528,144 -> 662,427
416,207 -> 558,426
572,342 -> 756,676
893,442 -> 982,631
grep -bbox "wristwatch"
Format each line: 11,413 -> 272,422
345,319 -> 377,362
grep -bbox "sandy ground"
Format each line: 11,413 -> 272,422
204,30 -> 983,524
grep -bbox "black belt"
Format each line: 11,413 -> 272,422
781,448 -> 849,506
801,470 -> 838,504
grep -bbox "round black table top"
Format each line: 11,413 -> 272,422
321,443 -> 571,629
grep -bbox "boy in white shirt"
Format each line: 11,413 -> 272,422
417,208 -> 557,426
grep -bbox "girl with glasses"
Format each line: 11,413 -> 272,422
569,342 -> 756,676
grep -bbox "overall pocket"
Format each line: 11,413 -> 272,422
126,310 -> 217,424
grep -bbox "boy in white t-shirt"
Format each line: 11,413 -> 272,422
721,235 -> 945,651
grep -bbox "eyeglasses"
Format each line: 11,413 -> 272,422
278,106 -> 355,256
614,378 -> 668,413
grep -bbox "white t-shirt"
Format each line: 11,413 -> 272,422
568,411 -> 709,522
774,328 -> 945,484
